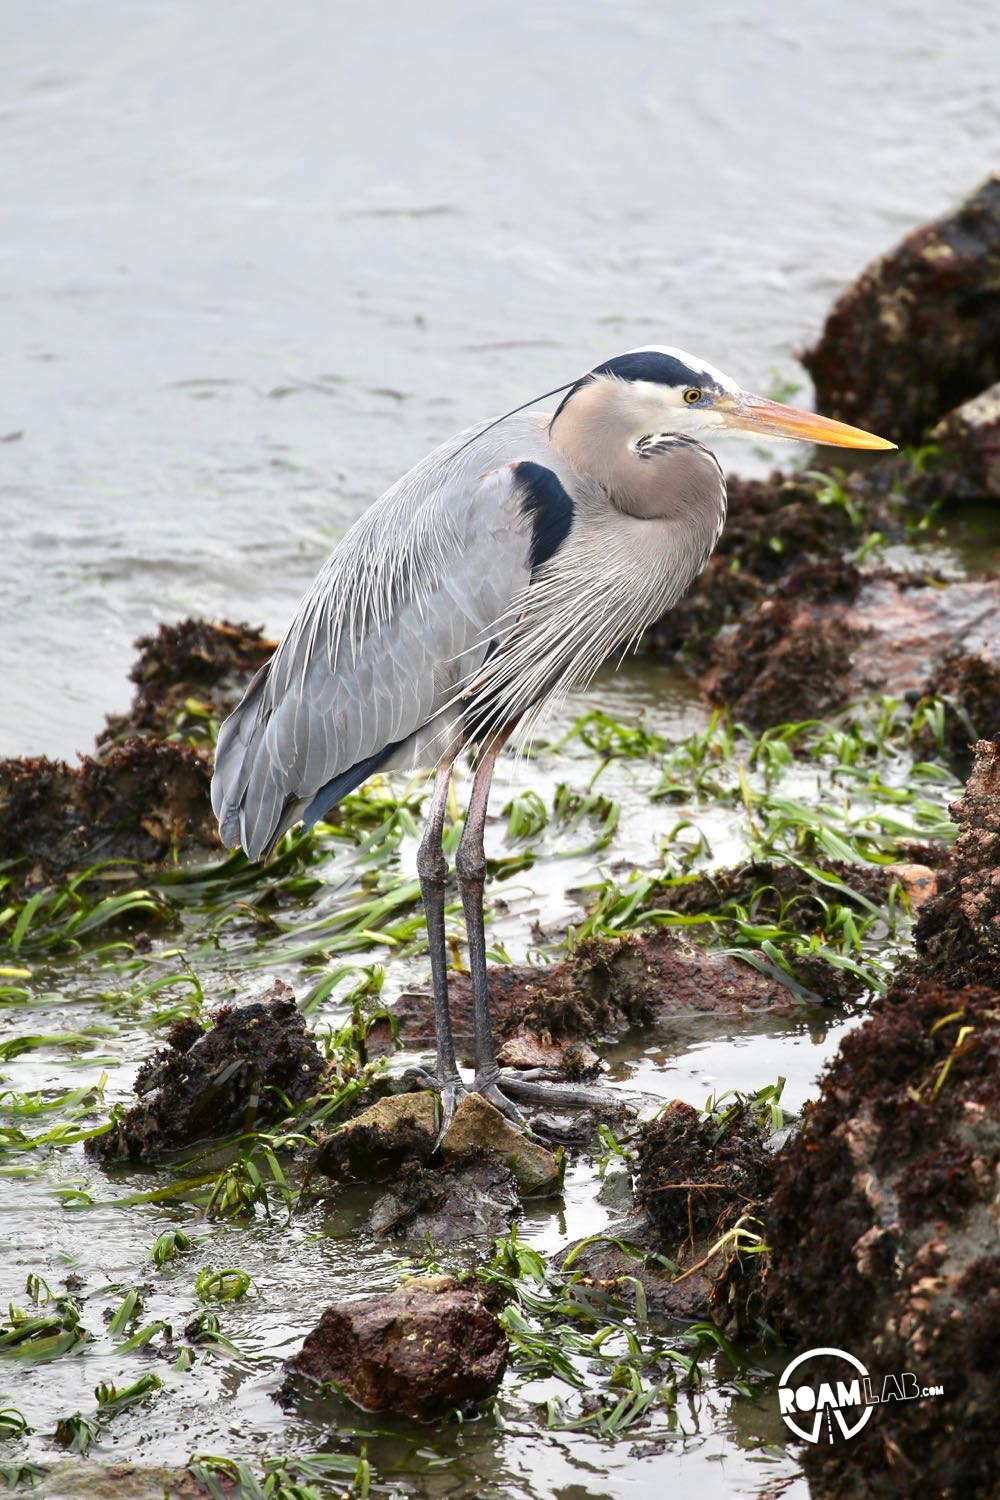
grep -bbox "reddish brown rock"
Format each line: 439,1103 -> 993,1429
765,978 -> 1000,1500
371,930 -> 799,1061
707,564 -> 1000,735
496,1024 -> 601,1078
803,175 -> 1000,445
288,1277 -> 508,1420
911,737 -> 1000,991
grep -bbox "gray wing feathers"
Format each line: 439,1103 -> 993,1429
212,441 -> 543,860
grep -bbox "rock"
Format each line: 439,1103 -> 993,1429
309,1092 -> 438,1183
87,980 -> 325,1163
371,930 -> 801,1061
917,650 -> 1000,767
886,863 -> 937,910
367,1157 -> 520,1243
706,564 -> 1000,737
803,175 -> 1000,445
496,1024 -> 602,1078
440,1093 -> 563,1197
765,977 -> 1000,1499
100,618 -> 276,747
563,1219 -> 715,1321
287,1278 -> 508,1421
910,737 -> 1000,990
926,382 -> 1000,501
0,739 -> 219,897
658,858 -> 894,928
26,1463 -> 206,1499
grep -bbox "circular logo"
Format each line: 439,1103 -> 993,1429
778,1346 -> 875,1444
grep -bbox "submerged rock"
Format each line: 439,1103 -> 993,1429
287,1277 -> 508,1421
367,1156 -> 520,1243
803,174 -> 1000,445
100,618 -> 275,746
563,1218 -> 716,1321
0,738 -> 218,896
87,980 -> 324,1163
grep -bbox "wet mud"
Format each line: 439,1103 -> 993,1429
803,174 -> 1000,446
87,980 -> 325,1163
286,1276 -> 509,1421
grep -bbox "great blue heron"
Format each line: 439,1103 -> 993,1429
212,346 -> 893,1130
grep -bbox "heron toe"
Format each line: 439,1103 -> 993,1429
472,1073 -> 524,1125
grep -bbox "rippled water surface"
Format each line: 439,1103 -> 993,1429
1,5 -> 998,1497
2,0 -> 998,757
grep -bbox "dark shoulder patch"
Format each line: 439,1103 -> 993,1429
514,461 -> 575,571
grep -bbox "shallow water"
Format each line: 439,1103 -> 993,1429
0,664 -> 960,1498
1,4 -> 998,1495
2,0 -> 998,758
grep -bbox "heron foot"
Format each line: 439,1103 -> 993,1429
472,1071 -> 524,1125
417,1072 -> 468,1150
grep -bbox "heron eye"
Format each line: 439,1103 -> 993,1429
683,387 -> 703,405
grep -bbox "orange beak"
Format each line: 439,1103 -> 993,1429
720,392 -> 896,451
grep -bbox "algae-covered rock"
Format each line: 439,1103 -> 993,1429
0,738 -> 218,895
926,381 -> 1000,502
707,565 -> 1000,740
87,980 -> 324,1162
288,1277 -> 508,1420
803,175 -> 1000,445
765,978 -> 1000,1499
372,930 -> 798,1063
440,1093 -> 562,1197
911,737 -> 1000,990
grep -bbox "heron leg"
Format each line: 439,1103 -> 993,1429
455,730 -> 522,1124
415,754 -> 465,1138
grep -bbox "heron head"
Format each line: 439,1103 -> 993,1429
551,346 -> 896,452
